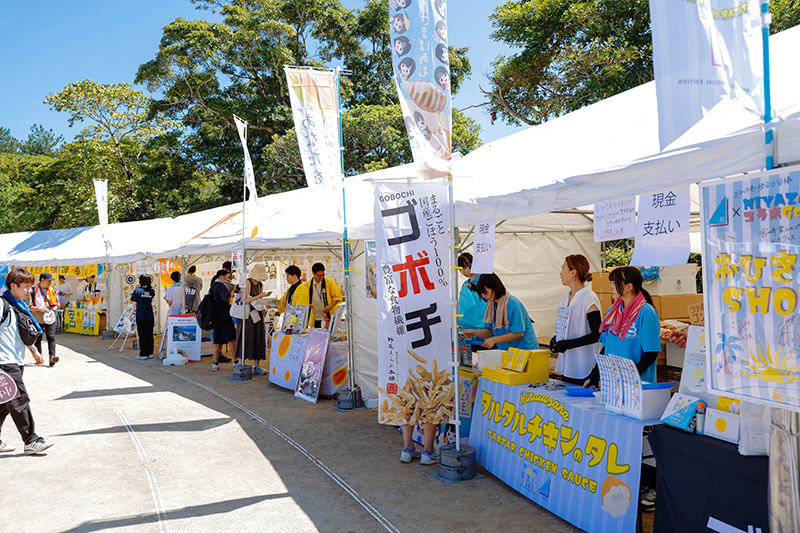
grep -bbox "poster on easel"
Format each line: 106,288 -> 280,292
113,305 -> 137,334
283,304 -> 309,334
295,330 -> 331,404
165,315 -> 202,361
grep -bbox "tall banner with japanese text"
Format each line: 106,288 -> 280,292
285,68 -> 342,192
631,187 -> 690,266
472,380 -> 647,533
376,180 -> 454,425
390,0 -> 452,172
649,0 -> 763,149
702,168 -> 800,411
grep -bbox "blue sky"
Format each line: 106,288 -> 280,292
0,0 -> 523,147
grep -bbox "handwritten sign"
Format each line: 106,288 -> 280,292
471,222 -> 496,274
594,198 -> 636,242
688,302 -> 704,325
631,187 -> 690,266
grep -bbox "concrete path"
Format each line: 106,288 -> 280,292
0,334 -> 585,533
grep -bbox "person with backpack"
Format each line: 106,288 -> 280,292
130,275 -> 155,360
209,269 -> 236,372
27,272 -> 59,367
0,268 -> 54,455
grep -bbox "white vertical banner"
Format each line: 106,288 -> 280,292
471,221 -> 496,274
631,187 -> 691,266
649,0 -> 763,149
233,115 -> 259,206
593,198 -> 636,242
93,178 -> 111,249
375,180 -> 454,426
284,68 -> 342,192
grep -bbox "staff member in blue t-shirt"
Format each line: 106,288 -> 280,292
131,275 -> 156,360
463,273 -> 539,351
457,253 -> 487,332
596,266 -> 661,384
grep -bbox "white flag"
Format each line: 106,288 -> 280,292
93,178 -> 111,250
649,0 -> 763,149
233,115 -> 259,205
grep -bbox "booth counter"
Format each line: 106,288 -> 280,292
472,378 -> 659,533
63,308 -> 106,336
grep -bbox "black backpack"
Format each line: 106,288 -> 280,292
0,296 -> 42,346
195,292 -> 219,330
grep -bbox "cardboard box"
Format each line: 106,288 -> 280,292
666,342 -> 686,368
591,271 -> 613,294
660,295 -> 704,320
644,264 -> 698,296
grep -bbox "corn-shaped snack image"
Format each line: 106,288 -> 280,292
401,80 -> 447,114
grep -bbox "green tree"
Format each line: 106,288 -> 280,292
18,124 -> 64,156
484,0 -> 800,127
0,127 -> 19,154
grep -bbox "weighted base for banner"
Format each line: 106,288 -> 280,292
336,387 -> 363,410
437,444 -> 477,481
231,364 -> 253,382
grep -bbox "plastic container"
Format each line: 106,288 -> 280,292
625,382 -> 673,420
472,349 -> 504,372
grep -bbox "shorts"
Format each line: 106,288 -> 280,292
213,319 -> 236,345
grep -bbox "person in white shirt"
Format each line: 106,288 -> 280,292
551,254 -> 603,385
57,275 -> 72,306
0,268 -> 54,455
164,271 -> 183,315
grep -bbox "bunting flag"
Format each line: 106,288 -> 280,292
284,68 -> 343,192
649,0 -> 763,149
390,0 -> 453,173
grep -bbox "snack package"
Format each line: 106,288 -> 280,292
660,393 -> 701,433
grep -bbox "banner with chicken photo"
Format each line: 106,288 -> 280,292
389,0 -> 452,172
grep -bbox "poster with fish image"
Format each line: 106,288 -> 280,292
390,0 -> 452,172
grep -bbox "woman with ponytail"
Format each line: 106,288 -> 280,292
597,266 -> 661,383
551,255 -> 602,385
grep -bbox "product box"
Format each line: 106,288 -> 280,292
660,294 -> 704,320
666,342 -> 685,368
704,408 -> 741,444
482,366 -> 548,385
591,271 -> 613,294
644,264 -> 698,296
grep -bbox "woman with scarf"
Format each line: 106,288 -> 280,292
592,266 -> 661,384
550,255 -> 602,385
463,273 -> 538,351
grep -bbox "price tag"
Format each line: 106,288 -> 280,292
687,302 -> 704,325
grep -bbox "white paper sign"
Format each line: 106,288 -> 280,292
165,315 -> 202,361
471,222 -> 496,274
685,325 -> 706,356
593,198 -> 636,242
631,187 -> 691,266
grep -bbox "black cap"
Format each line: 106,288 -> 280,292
40,272 -> 54,281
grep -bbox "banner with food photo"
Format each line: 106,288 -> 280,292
389,0 -> 452,168
375,180 -> 453,426
702,168 -> 800,411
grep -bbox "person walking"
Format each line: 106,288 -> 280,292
0,268 -> 54,455
234,263 -> 271,375
131,275 -> 156,360
28,272 -> 59,367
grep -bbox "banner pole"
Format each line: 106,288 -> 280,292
335,68 -> 356,392
761,0 -> 774,170
447,174 -> 461,452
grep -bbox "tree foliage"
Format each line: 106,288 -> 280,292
485,0 -> 800,127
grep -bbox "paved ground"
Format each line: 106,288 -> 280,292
1,333 -> 599,533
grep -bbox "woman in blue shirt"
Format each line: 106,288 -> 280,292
463,273 -> 538,351
457,253 -> 487,331
596,266 -> 661,383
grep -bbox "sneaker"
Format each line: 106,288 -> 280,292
640,487 -> 656,511
400,447 -> 421,463
49,356 -> 59,367
253,367 -> 267,376
135,355 -> 150,360
211,363 -> 220,372
218,355 -> 231,363
421,450 -> 439,466
24,437 -> 53,455
0,440 -> 15,453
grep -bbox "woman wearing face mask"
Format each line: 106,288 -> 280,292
550,255 -> 602,386
463,273 -> 538,351
588,266 -> 661,386
456,253 -> 487,333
